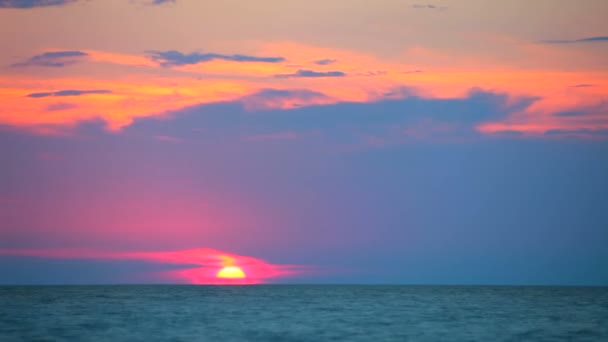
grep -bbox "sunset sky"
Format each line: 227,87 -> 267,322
1,0 -> 607,285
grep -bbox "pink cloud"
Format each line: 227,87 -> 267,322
0,248 -> 308,284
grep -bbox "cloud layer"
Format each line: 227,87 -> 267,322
0,0 -> 77,8
0,0 -> 175,8
26,89 -> 112,98
542,36 -> 608,44
12,51 -> 88,67
275,69 -> 346,78
147,50 -> 285,67
0,248 -> 304,284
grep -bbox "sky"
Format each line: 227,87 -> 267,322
0,0 -> 607,285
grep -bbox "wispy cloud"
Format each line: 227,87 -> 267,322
0,0 -> 177,8
553,102 -> 608,117
313,58 -> 336,65
412,4 -> 437,9
147,50 -> 285,67
27,89 -> 112,98
402,69 -> 423,74
359,70 -> 388,77
146,0 -> 175,4
545,128 -> 608,138
12,51 -> 88,67
0,248 -> 305,284
275,69 -> 346,78
0,0 -> 78,8
411,4 -> 447,10
44,102 -> 78,111
241,88 -> 334,110
541,36 -> 608,44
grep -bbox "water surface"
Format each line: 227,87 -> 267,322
1,285 -> 607,341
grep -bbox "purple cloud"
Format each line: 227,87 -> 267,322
147,50 -> 285,67
0,0 -> 78,8
275,69 -> 346,78
12,51 -> 88,68
313,59 -> 337,65
0,0 -> 177,8
545,128 -> 608,137
553,101 -> 608,117
411,4 -> 447,10
412,4 -> 437,9
27,89 -> 112,98
240,88 -> 333,110
147,0 -> 175,4
44,102 -> 78,111
541,36 -> 608,44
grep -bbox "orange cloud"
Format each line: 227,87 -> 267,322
84,50 -> 157,68
1,42 -> 607,137
0,76 -> 258,130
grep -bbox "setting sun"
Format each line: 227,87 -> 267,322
216,266 -> 246,279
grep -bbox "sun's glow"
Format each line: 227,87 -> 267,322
216,266 -> 246,279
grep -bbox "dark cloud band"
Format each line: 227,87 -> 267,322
0,0 -> 173,8
12,51 -> 88,68
275,69 -> 346,78
313,59 -> 337,65
27,89 -> 112,98
147,50 -> 285,67
0,0 -> 78,8
541,36 -> 608,44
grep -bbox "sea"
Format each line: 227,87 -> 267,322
1,285 -> 607,341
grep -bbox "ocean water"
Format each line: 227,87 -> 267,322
1,285 -> 607,341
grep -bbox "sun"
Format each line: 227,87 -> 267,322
216,266 -> 246,279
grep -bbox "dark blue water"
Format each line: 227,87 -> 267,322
1,285 -> 607,341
